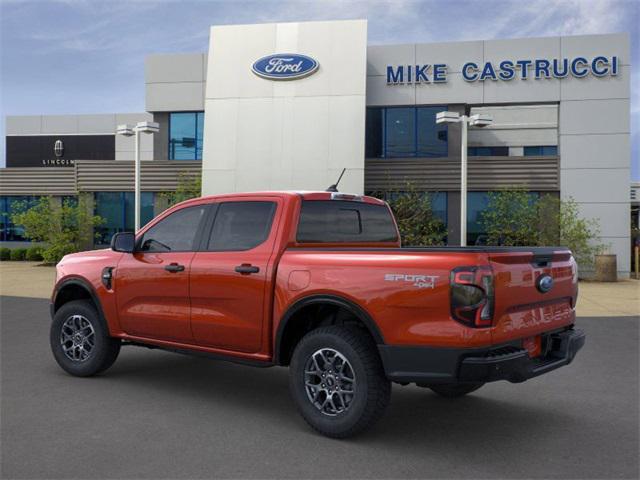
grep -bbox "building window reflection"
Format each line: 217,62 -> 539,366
365,106 -> 448,158
524,146 -> 558,156
0,196 -> 40,242
94,192 -> 155,244
169,112 -> 204,160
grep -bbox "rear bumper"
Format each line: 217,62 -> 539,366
378,327 -> 585,385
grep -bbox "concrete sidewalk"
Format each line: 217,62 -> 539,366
0,261 -> 637,317
0,262 -> 56,300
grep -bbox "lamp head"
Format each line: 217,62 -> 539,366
135,121 -> 160,134
469,114 -> 493,127
116,124 -> 134,137
436,111 -> 461,124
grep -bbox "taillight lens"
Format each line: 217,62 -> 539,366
450,266 -> 494,328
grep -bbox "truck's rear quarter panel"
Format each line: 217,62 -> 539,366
275,249 -> 493,348
275,248 -> 578,350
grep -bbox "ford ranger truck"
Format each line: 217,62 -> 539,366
50,191 -> 585,438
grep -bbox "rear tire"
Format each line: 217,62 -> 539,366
429,382 -> 484,398
289,325 -> 391,438
50,300 -> 121,377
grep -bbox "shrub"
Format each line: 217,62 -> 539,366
480,189 -> 540,246
10,196 -> 104,264
160,172 -> 202,208
0,247 -> 10,261
372,183 -> 447,246
25,246 -> 44,261
536,195 -> 605,271
10,248 -> 27,261
480,188 -> 605,271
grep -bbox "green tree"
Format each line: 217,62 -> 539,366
373,184 -> 447,246
11,197 -> 104,264
537,195 -> 605,270
480,188 -> 540,246
480,188 -> 604,270
160,172 -> 202,207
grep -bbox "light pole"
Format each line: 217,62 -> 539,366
436,111 -> 492,246
116,121 -> 159,232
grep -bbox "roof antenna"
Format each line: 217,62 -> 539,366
326,168 -> 346,192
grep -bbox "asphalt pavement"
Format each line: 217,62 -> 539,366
1,295 -> 638,479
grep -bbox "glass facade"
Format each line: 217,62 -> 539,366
95,192 -> 155,244
169,112 -> 204,160
366,106 -> 448,158
524,145 -> 558,156
468,146 -> 509,156
467,192 -> 491,246
0,196 -> 39,242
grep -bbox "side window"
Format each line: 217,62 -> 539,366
139,205 -> 207,252
207,201 -> 276,251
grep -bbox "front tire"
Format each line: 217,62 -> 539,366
429,382 -> 484,398
50,300 -> 121,377
289,325 -> 390,438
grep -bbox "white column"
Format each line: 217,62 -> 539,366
460,117 -> 468,247
134,130 -> 141,232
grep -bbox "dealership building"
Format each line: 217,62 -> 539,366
0,20 -> 633,276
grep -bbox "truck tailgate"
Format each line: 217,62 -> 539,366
489,249 -> 578,345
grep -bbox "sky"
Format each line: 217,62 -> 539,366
1,0 -> 638,179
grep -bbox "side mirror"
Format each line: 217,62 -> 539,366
111,232 -> 135,253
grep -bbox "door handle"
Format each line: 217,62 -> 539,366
235,264 -> 260,275
164,263 -> 185,273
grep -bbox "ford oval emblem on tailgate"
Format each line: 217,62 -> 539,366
536,274 -> 554,293
252,53 -> 319,80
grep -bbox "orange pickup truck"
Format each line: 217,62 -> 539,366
50,191 -> 585,438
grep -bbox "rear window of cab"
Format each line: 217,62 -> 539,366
296,200 -> 398,243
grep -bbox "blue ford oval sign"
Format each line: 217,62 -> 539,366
536,274 -> 554,293
252,53 -> 319,80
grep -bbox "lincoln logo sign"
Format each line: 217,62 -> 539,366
54,139 -> 64,158
252,53 -> 319,80
386,55 -> 620,84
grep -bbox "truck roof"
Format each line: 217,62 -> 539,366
190,191 -> 387,205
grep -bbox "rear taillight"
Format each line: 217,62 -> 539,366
450,266 -> 495,328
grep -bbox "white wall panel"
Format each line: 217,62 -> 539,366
6,116 -> 42,134
415,41 -> 483,73
415,73 -> 483,104
41,116 -> 78,134
146,82 -> 205,112
146,54 -> 205,83
201,98 -> 238,170
366,75 -> 414,106
560,65 -> 630,101
560,134 -> 629,169
328,96 -> 366,169
560,168 -> 629,203
575,202 -> 629,238
483,77 -> 561,103
77,115 -> 116,134
483,37 -> 561,64
560,99 -> 629,135
366,44 -> 415,77
202,20 -> 367,195
469,128 -> 557,147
